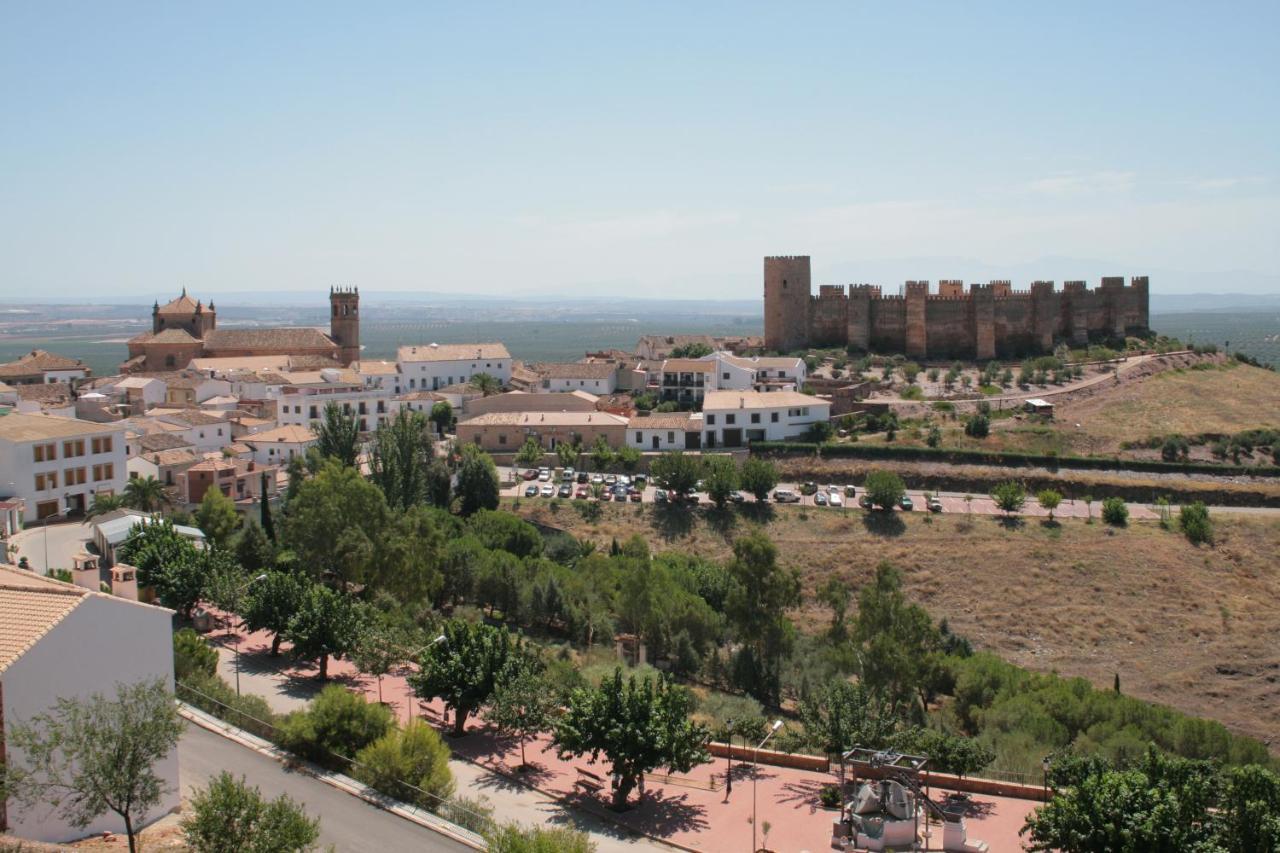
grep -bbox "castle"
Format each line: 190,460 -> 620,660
763,256 -> 1150,359
122,287 -> 360,372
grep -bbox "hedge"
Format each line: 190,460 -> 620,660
751,441 -> 1280,478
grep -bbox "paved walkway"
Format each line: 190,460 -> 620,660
211,622 -> 1038,852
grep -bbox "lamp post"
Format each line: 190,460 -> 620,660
752,720 -> 783,853
724,718 -> 734,798
234,573 -> 269,696
1042,755 -> 1052,801
407,633 -> 448,723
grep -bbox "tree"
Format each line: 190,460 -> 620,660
408,619 -> 520,736
1179,502 -> 1213,545
351,618 -> 410,704
724,530 -> 800,704
670,342 -> 713,359
1101,497 -> 1129,526
369,409 -> 435,511
2,678 -> 184,853
589,435 -> 615,472
470,372 -> 501,396
863,469 -> 906,510
926,425 -> 942,448
243,571 -> 308,656
174,627 -> 219,680
964,414 -> 990,438
376,504 -> 447,602
259,472 -> 276,541
86,492 -> 127,519
282,460 -> 390,587
123,475 -> 169,512
486,659 -> 559,770
426,458 -> 452,508
702,455 -> 739,508
353,720 -> 455,809
285,583 -> 367,680
182,771 -> 320,853
616,445 -> 642,473
650,450 -> 702,498
236,519 -> 276,573
991,481 -> 1026,516
456,443 -> 501,516
739,457 -> 779,502
196,487 -> 241,548
116,519 -> 204,618
486,822 -> 597,853
902,362 -> 921,384
1037,489 -> 1063,521
553,669 -> 710,810
799,680 -> 896,785
515,437 -> 543,469
316,402 -> 361,468
429,401 -> 453,436
852,562 -> 943,718
816,577 -> 851,640
277,684 -> 392,766
556,440 -> 581,471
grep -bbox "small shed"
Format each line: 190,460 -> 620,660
1023,398 -> 1054,417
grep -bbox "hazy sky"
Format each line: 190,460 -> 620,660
3,2 -> 1278,299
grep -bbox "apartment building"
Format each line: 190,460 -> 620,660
700,390 -> 831,449
397,342 -> 512,391
457,410 -> 628,452
274,369 -> 396,432
0,412 -> 127,522
241,425 -> 317,466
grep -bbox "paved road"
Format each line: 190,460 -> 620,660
179,724 -> 471,853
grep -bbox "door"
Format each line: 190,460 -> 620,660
652,436 -> 660,450
722,428 -> 742,448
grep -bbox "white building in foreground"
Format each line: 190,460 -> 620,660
0,564 -> 177,843
397,343 -> 512,391
0,413 -> 128,522
700,390 -> 831,449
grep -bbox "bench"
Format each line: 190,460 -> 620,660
574,767 -> 606,793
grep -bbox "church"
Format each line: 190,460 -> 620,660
122,287 -> 360,372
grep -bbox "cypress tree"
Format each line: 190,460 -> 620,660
260,471 -> 276,542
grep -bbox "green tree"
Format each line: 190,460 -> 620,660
316,402 -> 361,468
1101,496 -> 1129,526
1037,489 -> 1063,521
616,445 -> 642,473
466,509 -> 543,558
426,458 -> 452,507
724,530 -> 800,704
285,583 -> 367,680
375,504 -> 447,603
282,460 -> 390,587
242,571 -> 308,656
556,440 -> 581,471
650,450 -> 702,498
429,401 -> 453,436
863,469 -> 906,510
277,684 -> 393,766
174,627 -> 219,680
964,414 -> 990,438
816,577 -> 851,640
1,678 -> 184,853
196,487 -> 241,549
408,619 -> 520,736
806,419 -> 835,443
739,457 -> 779,502
351,618 -> 411,704
515,437 -> 544,469
926,425 -> 942,448
181,772 -> 320,853
852,562 -> 943,718
456,443 -> 500,516
670,342 -> 713,359
353,720 -> 455,809
589,435 -> 615,472
553,669 -> 710,810
1179,502 -> 1213,545
236,519 -> 276,573
123,475 -> 169,512
117,519 -> 210,618
369,409 -> 435,511
86,492 -> 127,519
486,659 -> 559,770
902,361 -> 921,384
259,473 -> 276,541
799,680 -> 896,785
991,481 -> 1027,516
702,454 -> 739,508
470,372 -> 501,396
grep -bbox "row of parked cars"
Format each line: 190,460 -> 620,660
787,482 -> 944,512
521,468 -> 647,501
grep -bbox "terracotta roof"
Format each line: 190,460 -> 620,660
0,350 -> 87,377
397,342 -> 510,362
459,411 -> 628,427
660,359 -> 714,372
156,290 -> 202,314
128,328 -> 201,345
356,360 -> 399,375
530,362 -> 617,380
156,409 -> 226,427
136,432 -> 194,452
148,448 -> 202,467
628,412 -> 702,431
0,412 -> 124,442
396,391 -> 446,402
244,425 -> 317,444
702,390 -> 827,409
0,565 -> 88,674
435,382 -> 486,395
15,382 -> 75,403
203,327 -> 337,353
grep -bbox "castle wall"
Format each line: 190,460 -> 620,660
922,298 -> 973,359
867,297 -> 907,353
810,285 -> 848,346
993,296 -> 1037,357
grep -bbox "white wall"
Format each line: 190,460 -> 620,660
400,358 -> 512,391
1,595 -> 177,843
702,401 -> 831,446
539,375 -> 617,394
247,440 -> 312,466
626,425 -> 690,451
0,429 -> 128,523
276,388 -> 395,432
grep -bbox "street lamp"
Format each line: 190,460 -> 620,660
234,574 -> 269,696
1042,755 -> 1052,801
407,633 -> 448,722
752,720 -> 783,853
724,718 -> 735,798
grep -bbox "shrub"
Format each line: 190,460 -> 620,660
436,795 -> 496,836
1179,502 -> 1214,545
900,385 -> 924,401
819,784 -> 841,808
486,822 -> 596,853
354,720 -> 455,808
964,415 -> 990,438
1101,497 -> 1129,526
174,628 -> 219,681
182,771 -> 319,853
178,671 -> 278,740
277,685 -> 393,768
863,470 -> 906,510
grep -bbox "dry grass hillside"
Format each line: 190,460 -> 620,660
515,500 -> 1280,750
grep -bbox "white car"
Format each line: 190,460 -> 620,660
828,491 -> 844,507
539,483 -> 555,497
538,468 -> 552,482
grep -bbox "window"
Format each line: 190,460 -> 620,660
33,442 -> 56,463
667,431 -> 675,443
93,462 -> 114,481
726,414 -> 736,425
217,428 -> 223,437
706,414 -> 716,425
635,432 -> 643,444
771,412 -> 779,423
309,406 -> 318,419
35,471 -> 57,490
63,439 -> 85,458
91,436 -> 114,454
723,372 -> 730,380
498,434 -> 507,445
67,467 -> 87,486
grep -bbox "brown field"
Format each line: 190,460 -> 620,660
514,499 -> 1280,750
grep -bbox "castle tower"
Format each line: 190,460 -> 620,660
905,281 -> 929,359
763,256 -> 811,352
1030,281 -> 1056,352
330,286 -> 360,365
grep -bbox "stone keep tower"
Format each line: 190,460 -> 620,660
329,286 -> 360,366
763,256 -> 811,352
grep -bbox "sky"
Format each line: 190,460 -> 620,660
2,1 -> 1278,299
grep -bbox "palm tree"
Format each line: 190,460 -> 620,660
123,476 -> 169,513
470,372 -> 501,397
85,492 -> 127,519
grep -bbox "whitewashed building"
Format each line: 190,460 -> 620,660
397,343 -> 512,391
700,390 -> 831,449
0,413 -> 128,522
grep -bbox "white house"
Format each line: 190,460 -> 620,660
0,350 -> 90,386
273,369 -> 396,433
355,360 -> 402,394
241,424 -> 317,466
0,413 -> 128,522
0,564 -> 177,844
626,412 -> 704,451
148,410 -> 234,453
112,376 -> 167,413
703,353 -> 806,391
531,362 -> 618,395
397,342 -> 512,391
700,390 -> 831,449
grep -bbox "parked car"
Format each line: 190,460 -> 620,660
539,483 -> 555,497
814,492 -> 828,506
629,489 -> 642,503
590,473 -> 605,485
772,489 -> 800,503
538,467 -> 552,482
654,489 -> 669,504
605,474 -> 618,486
899,495 -> 914,511
729,491 -> 746,504
576,485 -> 590,499
618,475 -> 631,486
859,494 -> 874,509
799,482 -> 818,496
927,496 -> 943,512
577,471 -> 589,484
612,485 -> 630,500
523,484 -> 538,497
561,468 -> 575,482
557,484 -> 572,498
522,469 -> 539,481
599,490 -> 612,502
843,484 -> 857,497
828,491 -> 844,507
